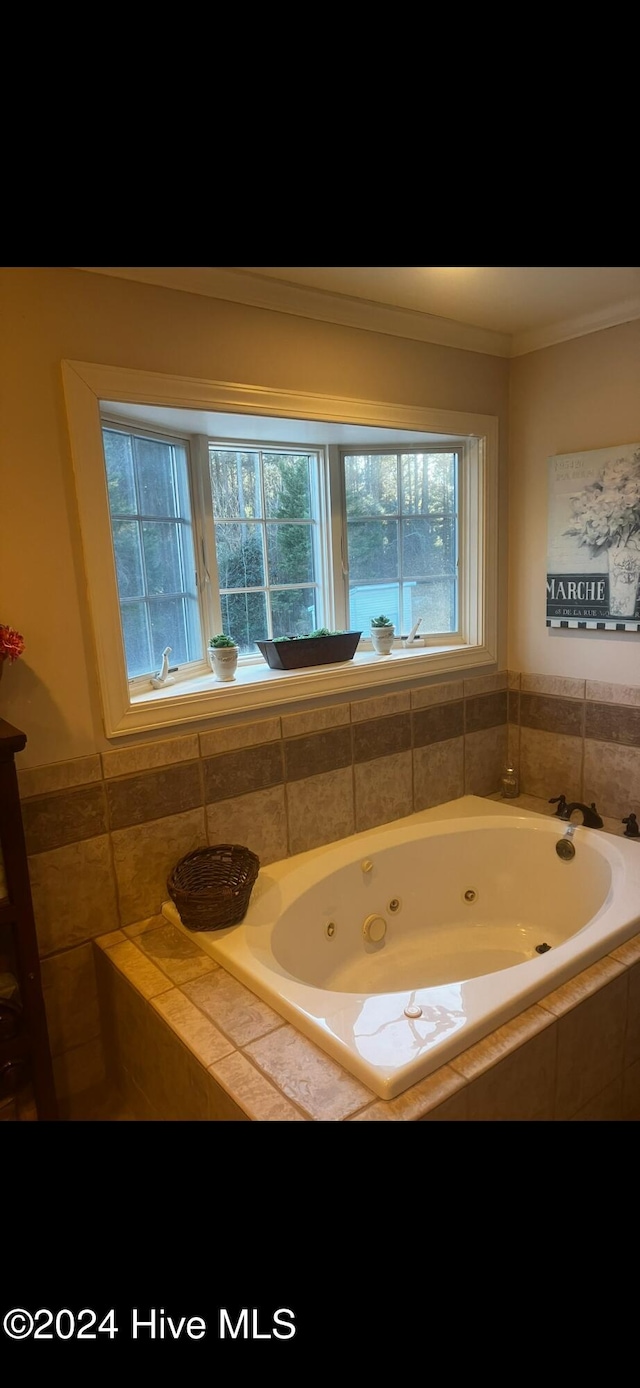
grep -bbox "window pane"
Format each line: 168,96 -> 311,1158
148,597 -> 188,668
134,437 -> 177,517
112,520 -> 144,599
401,453 -> 456,515
179,521 -> 198,598
263,454 -> 311,519
121,602 -> 151,677
103,429 -> 136,515
271,589 -> 318,638
345,454 -> 398,516
184,595 -> 201,657
347,520 -> 398,581
103,425 -> 203,680
401,518 -> 456,577
215,523 -> 265,589
207,446 -> 325,657
349,583 -> 400,632
403,580 -> 456,634
142,521 -> 182,594
174,443 -> 193,521
220,591 -> 267,654
266,524 -> 314,586
210,450 -> 261,519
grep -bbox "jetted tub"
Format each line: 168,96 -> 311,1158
163,796 -> 640,1099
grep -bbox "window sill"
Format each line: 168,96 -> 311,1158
111,639 -> 498,737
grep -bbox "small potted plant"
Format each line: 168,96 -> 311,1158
370,614 -> 395,656
208,633 -> 238,682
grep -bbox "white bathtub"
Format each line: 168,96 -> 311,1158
163,796 -> 640,1099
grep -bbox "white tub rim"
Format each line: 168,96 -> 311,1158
163,796 -> 640,1099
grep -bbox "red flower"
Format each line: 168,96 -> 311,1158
0,625 -> 25,662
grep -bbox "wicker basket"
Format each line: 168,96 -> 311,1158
167,844 -> 260,931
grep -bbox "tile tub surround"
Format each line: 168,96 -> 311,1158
508,673 -> 640,820
20,677 -> 510,931
17,675 -> 508,1112
25,665 -> 640,1115
19,673 -> 510,854
93,797 -> 640,1120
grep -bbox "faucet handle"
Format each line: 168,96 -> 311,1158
622,812 -> 640,838
549,794 -> 567,818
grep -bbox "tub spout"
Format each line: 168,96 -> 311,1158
559,801 -> 604,829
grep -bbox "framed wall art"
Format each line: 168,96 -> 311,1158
547,441 -> 640,631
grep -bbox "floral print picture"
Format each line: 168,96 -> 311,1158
547,442 -> 640,630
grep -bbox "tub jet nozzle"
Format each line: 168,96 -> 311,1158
363,914 -> 386,944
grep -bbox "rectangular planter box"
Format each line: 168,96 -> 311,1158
257,632 -> 362,670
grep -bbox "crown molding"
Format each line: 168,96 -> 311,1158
510,294 -> 640,356
77,267 -> 640,361
77,266 -> 512,358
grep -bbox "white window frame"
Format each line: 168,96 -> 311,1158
101,416 -> 208,688
336,444 -> 462,644
62,360 -> 499,738
199,438 -> 332,656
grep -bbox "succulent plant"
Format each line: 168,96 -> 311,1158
274,628 -> 345,641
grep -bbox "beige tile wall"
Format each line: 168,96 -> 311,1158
509,672 -> 640,824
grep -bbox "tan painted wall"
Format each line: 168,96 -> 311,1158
509,320 -> 640,679
0,267 -> 510,767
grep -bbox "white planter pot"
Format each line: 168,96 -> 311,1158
370,626 -> 395,655
209,647 -> 238,681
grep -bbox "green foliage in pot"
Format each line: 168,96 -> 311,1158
274,628 -> 346,642
209,633 -> 237,648
370,615 -> 393,628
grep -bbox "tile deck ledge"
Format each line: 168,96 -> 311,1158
93,792 -> 640,1121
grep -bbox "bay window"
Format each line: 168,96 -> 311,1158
62,361 -> 498,736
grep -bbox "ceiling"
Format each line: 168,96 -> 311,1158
102,399 -> 453,448
79,266 -> 640,359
